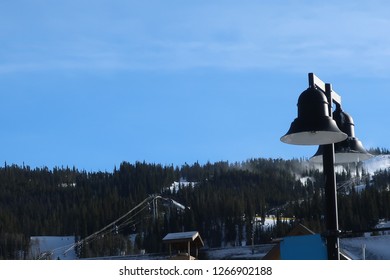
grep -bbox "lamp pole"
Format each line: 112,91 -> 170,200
281,73 -> 350,259
308,74 -> 340,259
322,83 -> 340,260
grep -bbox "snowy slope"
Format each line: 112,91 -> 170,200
29,236 -> 78,260
338,155 -> 390,259
363,155 -> 390,174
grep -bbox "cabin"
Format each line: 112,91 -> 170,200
162,231 -> 204,260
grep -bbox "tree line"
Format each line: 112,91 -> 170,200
0,156 -> 390,259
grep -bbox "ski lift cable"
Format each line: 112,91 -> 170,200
39,195 -> 162,258
116,205 -> 150,229
81,199 -> 156,244
63,194 -> 162,254
337,174 -> 370,191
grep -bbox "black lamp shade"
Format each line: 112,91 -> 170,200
310,138 -> 373,163
310,107 -> 373,163
281,87 -> 347,145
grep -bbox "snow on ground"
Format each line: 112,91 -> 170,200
204,244 -> 275,260
340,234 -> 390,260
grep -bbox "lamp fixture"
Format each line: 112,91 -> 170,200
281,73 -> 358,260
280,86 -> 347,145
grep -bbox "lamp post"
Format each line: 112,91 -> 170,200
281,73 -> 349,260
322,83 -> 340,260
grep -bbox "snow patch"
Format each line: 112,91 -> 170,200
299,176 -> 315,185
167,179 -> 198,192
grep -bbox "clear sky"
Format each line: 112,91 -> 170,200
1,0 -> 390,171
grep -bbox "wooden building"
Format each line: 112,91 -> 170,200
162,231 -> 204,260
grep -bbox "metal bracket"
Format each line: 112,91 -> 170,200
308,73 -> 342,107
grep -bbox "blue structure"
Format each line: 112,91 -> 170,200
280,234 -> 327,260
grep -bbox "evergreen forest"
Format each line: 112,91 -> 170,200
1,152 -> 390,259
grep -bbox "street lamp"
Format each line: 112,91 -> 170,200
310,104 -> 373,164
280,73 -> 365,260
280,74 -> 347,146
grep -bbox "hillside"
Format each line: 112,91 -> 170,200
1,155 -> 390,259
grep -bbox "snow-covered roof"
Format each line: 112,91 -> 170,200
163,231 -> 204,247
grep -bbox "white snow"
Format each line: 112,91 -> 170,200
162,231 -> 200,242
375,220 -> 390,230
167,179 -> 197,193
341,234 -> 390,260
29,236 -> 78,260
299,176 -> 315,185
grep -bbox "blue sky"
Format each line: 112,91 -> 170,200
1,0 -> 390,171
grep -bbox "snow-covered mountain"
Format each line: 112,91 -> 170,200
26,156 -> 390,260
